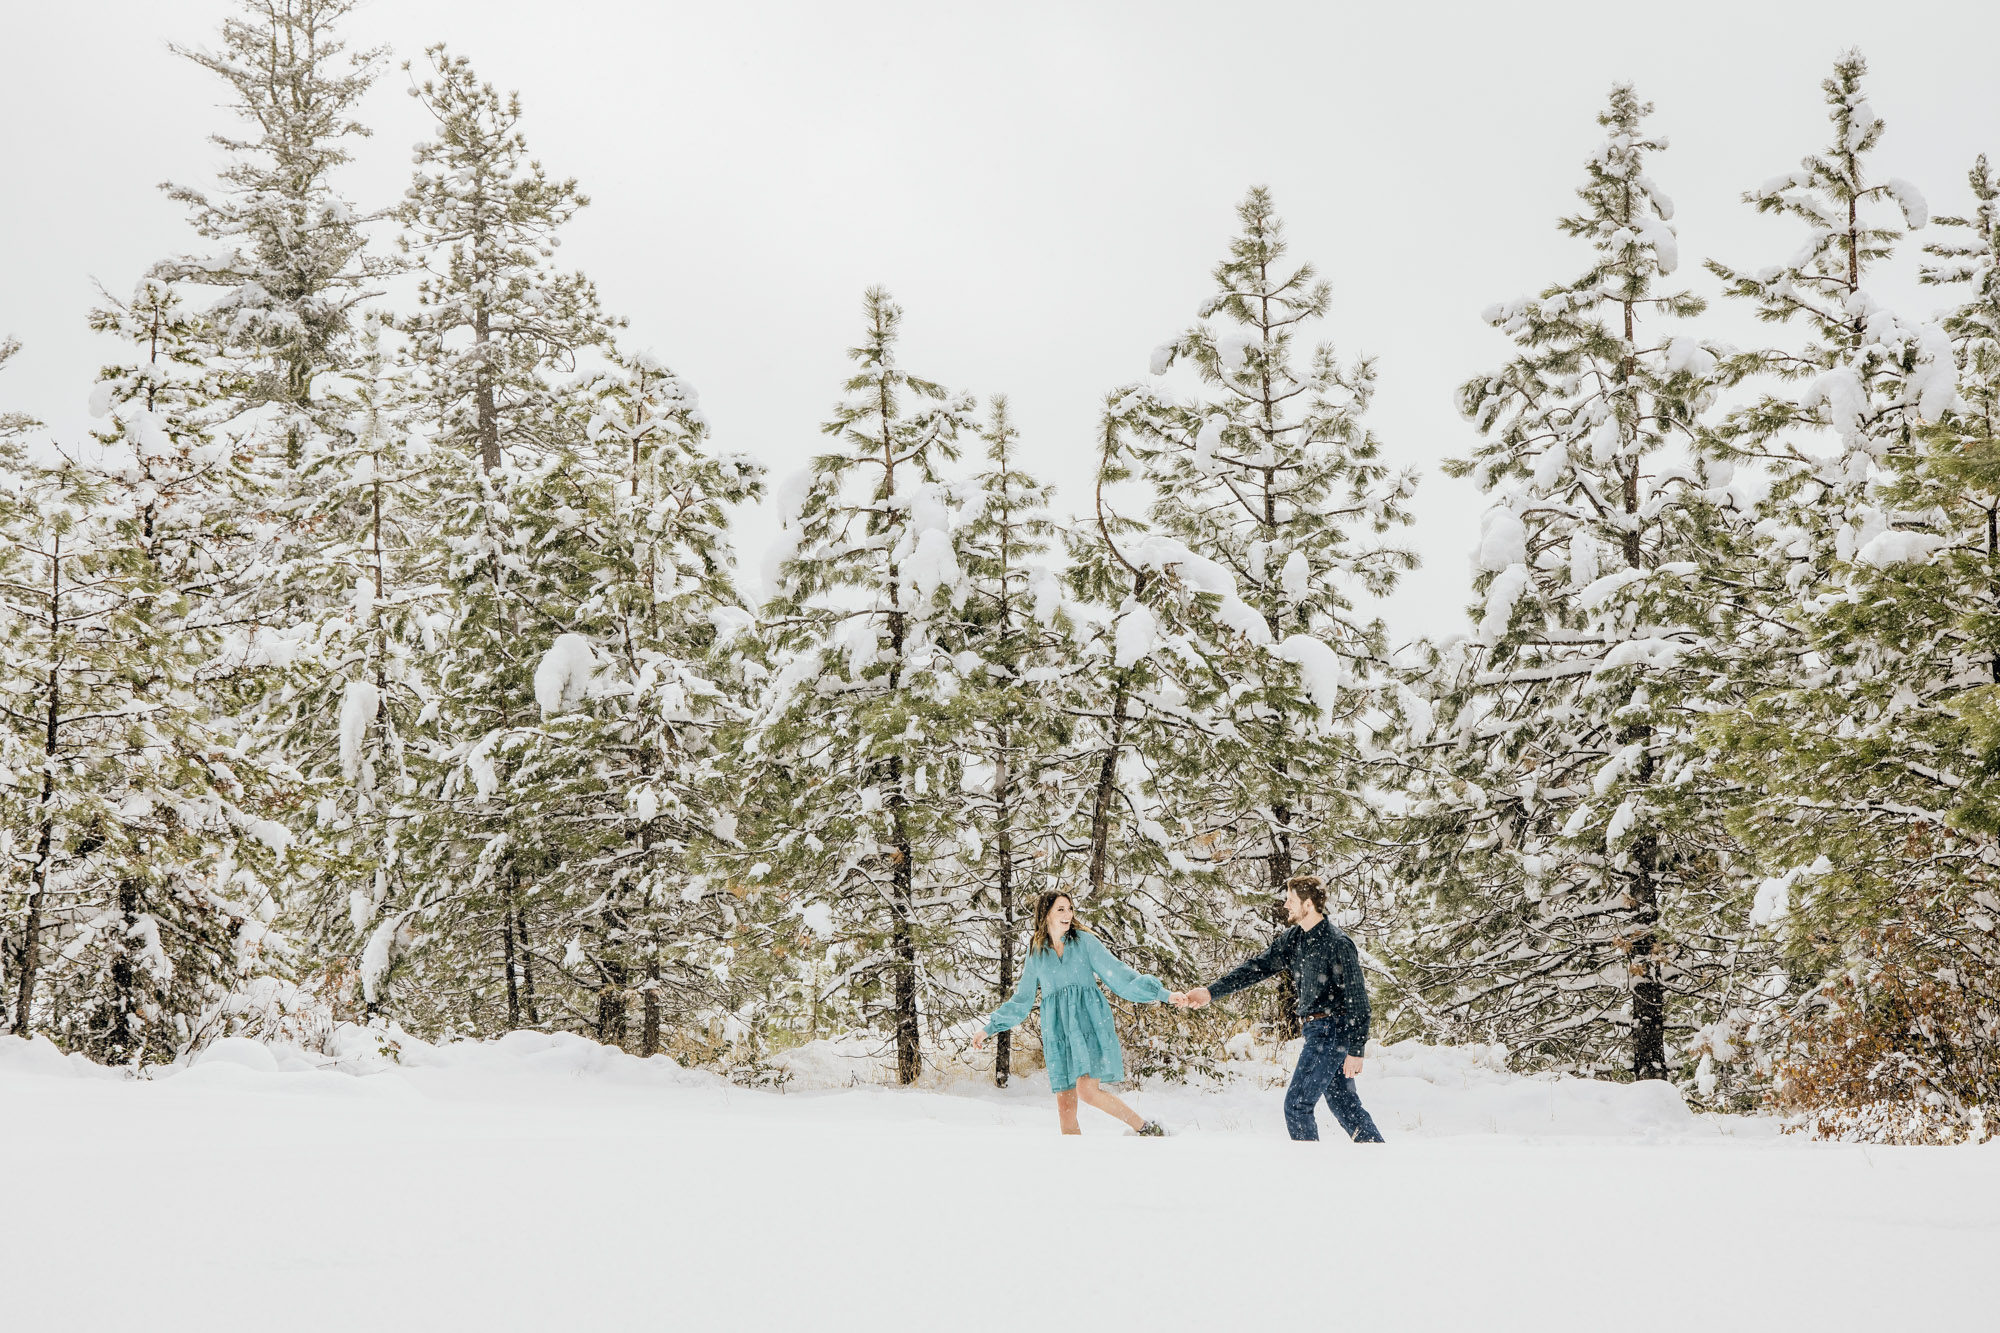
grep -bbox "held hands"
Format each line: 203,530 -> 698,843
1172,987 -> 1211,1009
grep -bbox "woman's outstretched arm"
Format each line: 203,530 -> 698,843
1081,933 -> 1170,1004
982,955 -> 1042,1034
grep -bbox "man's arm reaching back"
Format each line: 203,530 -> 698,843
1204,930 -> 1292,1003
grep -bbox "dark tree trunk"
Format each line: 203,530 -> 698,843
641,959 -> 662,1058
1627,743 -> 1666,1081
1268,802 -> 1300,1041
1252,326 -> 1303,1043
103,878 -> 143,1063
1086,679 -> 1131,898
12,811 -> 53,1036
13,548 -> 65,1036
993,736 -> 1014,1087
594,903 -> 631,1049
502,900 -> 521,1029
473,277 -> 500,473
595,980 -> 629,1049
874,375 -> 923,1087
515,904 -> 539,1026
888,751 -> 920,1085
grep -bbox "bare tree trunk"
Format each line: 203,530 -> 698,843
594,900 -> 630,1049
103,878 -> 143,1063
1628,744 -> 1667,1081
1268,802 -> 1300,1041
1086,680 -> 1130,898
502,898 -> 521,1029
1614,275 -> 1667,1082
595,979 -> 628,1048
878,376 -> 921,1087
993,734 -> 1014,1088
473,283 -> 500,473
516,904 -> 539,1026
888,751 -> 920,1085
12,812 -> 53,1036
12,544 -> 65,1035
641,958 -> 662,1058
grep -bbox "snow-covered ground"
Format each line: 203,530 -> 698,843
3,1031 -> 1993,1332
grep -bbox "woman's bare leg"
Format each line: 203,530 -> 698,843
1074,1075 -> 1146,1130
1055,1088 -> 1082,1135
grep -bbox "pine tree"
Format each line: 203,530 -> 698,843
1706,51 -> 1944,576
1,293 -> 293,1060
745,289 -> 976,1084
1701,53 -> 1956,1015
1399,85 -> 1745,1081
1105,186 -> 1416,1035
392,46 -> 617,1035
0,339 -> 39,1016
155,0 -> 388,468
512,347 -> 764,1053
1701,140 -> 2000,1120
261,332 -> 449,1018
0,337 -> 33,449
1046,409 -> 1259,1003
949,396 -> 1073,1084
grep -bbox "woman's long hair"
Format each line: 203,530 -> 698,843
1028,890 -> 1089,954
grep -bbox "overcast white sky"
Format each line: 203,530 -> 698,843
6,0 -> 2000,644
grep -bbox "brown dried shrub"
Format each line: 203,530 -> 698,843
1767,888 -> 2000,1144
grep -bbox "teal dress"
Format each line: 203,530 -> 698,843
983,931 -> 1170,1091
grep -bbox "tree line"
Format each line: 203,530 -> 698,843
1,2 -> 1993,1142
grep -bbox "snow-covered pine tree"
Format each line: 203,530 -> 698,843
1044,405 -> 1263,1007
965,381 -> 1357,1084
1706,50 -> 1944,574
513,347 -> 764,1054
745,289 -> 976,1083
1695,148 -> 2000,1136
1399,85 -> 1744,1082
947,396 -> 1073,1084
1106,186 -> 1416,1035
0,336 -> 33,449
257,332 -> 449,1019
0,293 -> 293,1060
0,339 -> 37,995
155,0 -> 388,469
139,3 -> 393,1029
83,281 -> 280,646
393,46 -> 617,1034
1699,54 -> 1958,1026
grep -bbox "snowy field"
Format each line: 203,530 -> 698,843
3,1032 -> 1993,1332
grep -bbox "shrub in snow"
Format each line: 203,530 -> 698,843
1764,887 -> 2000,1144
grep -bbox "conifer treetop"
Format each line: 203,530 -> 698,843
1129,188 -> 1415,641
1708,51 -> 1928,352
400,45 -> 614,473
0,336 -> 41,462
156,0 -> 389,416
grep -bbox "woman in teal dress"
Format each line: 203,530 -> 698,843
973,890 -> 1182,1136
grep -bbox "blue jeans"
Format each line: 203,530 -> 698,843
1284,1019 -> 1385,1142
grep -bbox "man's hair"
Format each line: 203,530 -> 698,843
1284,874 -> 1327,914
